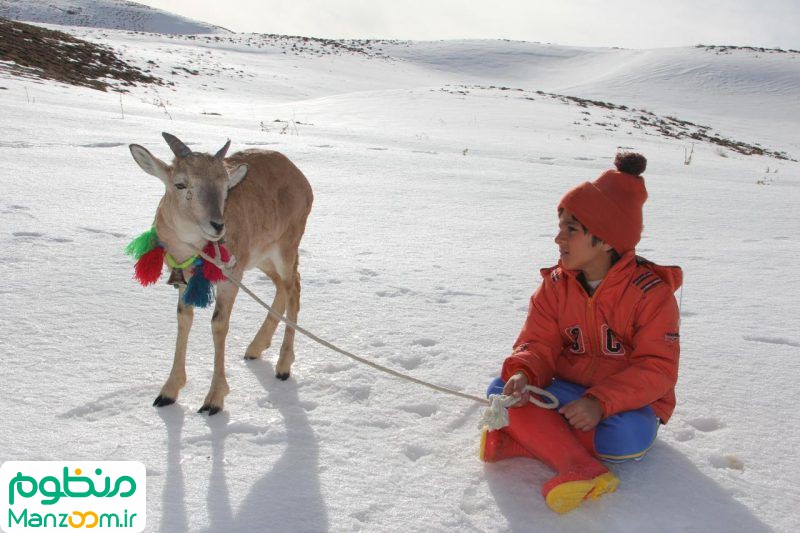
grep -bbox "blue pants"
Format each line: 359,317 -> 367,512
487,377 -> 659,462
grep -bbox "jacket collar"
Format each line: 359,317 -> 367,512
543,251 -> 683,293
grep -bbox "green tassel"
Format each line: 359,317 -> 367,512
125,227 -> 159,259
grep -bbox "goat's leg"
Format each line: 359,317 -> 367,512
200,273 -> 241,415
244,269 -> 287,360
155,285 -> 193,407
275,255 -> 301,380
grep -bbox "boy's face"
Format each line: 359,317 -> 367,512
555,209 -> 613,281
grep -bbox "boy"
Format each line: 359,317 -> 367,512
480,153 -> 682,514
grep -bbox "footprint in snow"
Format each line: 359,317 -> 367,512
573,156 -> 595,161
687,417 -> 724,432
743,335 -> 800,348
412,338 -> 437,347
298,400 -> 318,412
673,429 -> 695,442
344,384 -> 371,402
184,421 -> 270,444
460,485 -> 488,515
376,287 -> 411,298
321,362 -> 355,374
391,354 -> 422,370
439,289 -> 479,298
710,454 -> 745,471
2,205 -> 34,219
367,147 -> 388,151
79,227 -> 127,238
398,403 -> 438,417
403,444 -> 433,462
13,231 -> 43,238
78,142 -> 125,148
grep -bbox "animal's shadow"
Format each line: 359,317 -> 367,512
484,442 -> 771,532
158,359 -> 328,532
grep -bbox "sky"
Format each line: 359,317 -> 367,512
136,0 -> 800,49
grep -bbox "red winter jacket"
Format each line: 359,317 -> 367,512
502,252 -> 682,423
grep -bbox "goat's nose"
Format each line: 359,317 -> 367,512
210,221 -> 225,233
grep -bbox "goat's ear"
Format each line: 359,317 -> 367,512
228,164 -> 248,190
129,144 -> 171,184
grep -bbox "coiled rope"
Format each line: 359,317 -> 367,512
191,242 -> 559,428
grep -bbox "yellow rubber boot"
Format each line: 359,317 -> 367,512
505,404 -> 619,514
544,471 -> 620,514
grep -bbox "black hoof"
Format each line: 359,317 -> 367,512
198,405 -> 222,415
153,395 -> 175,407
276,372 -> 290,381
244,355 -> 259,361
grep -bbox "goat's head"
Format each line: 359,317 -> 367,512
129,132 -> 248,242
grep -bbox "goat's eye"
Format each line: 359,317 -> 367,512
175,183 -> 187,190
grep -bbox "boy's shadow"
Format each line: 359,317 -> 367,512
485,444 -> 771,532
158,359 -> 328,533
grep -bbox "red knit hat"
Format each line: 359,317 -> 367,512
557,153 -> 648,254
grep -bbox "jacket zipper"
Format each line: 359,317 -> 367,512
581,297 -> 596,382
581,282 -> 605,383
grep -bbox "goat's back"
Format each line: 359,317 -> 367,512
222,150 -> 313,268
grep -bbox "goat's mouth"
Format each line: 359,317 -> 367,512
201,227 -> 225,242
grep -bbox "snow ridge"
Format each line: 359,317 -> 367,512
0,0 -> 226,34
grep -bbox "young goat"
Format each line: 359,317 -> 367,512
129,133 -> 313,414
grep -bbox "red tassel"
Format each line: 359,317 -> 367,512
134,247 -> 166,286
201,243 -> 230,282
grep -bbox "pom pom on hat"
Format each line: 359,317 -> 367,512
614,152 -> 647,176
558,152 -> 649,253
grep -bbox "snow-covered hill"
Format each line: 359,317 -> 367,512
1,18 -> 799,533
0,0 -> 226,34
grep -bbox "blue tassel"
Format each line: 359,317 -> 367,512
183,260 -> 214,308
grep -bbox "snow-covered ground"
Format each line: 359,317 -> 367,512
1,18 -> 799,533
0,0 -> 227,34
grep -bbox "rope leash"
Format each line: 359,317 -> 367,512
193,242 -> 559,426
480,387 -> 559,430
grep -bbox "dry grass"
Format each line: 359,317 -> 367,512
0,17 -> 163,92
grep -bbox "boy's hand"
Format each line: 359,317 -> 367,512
502,372 -> 530,407
559,397 -> 603,431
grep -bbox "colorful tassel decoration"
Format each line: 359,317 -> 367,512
201,242 -> 230,283
125,227 -> 159,260
134,246 -> 166,286
183,259 -> 214,308
127,226 -> 230,309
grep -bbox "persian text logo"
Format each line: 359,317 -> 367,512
0,461 -> 146,532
